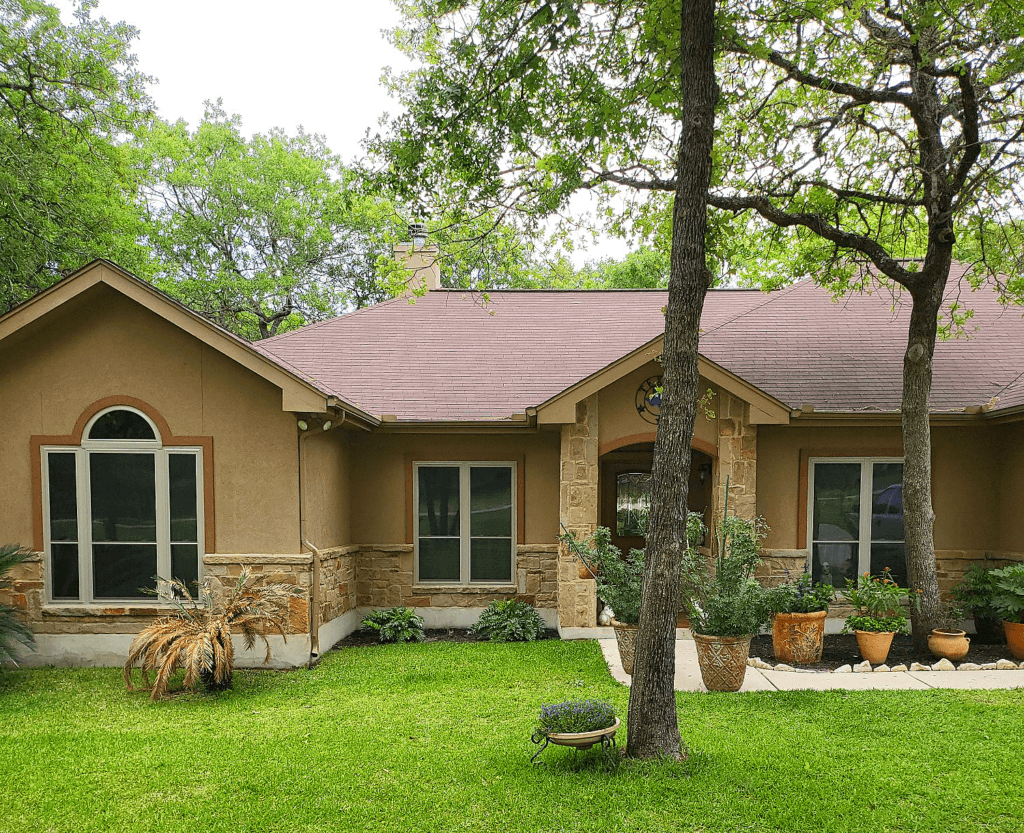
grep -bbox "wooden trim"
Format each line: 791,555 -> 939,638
404,453 -> 527,545
796,447 -> 903,550
31,396 -> 216,553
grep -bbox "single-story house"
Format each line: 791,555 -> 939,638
1,248 -> 1022,667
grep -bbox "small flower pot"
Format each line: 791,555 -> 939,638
578,564 -> 598,580
854,630 -> 895,665
1002,620 -> 1024,660
928,629 -> 970,661
692,633 -> 751,692
771,610 -> 827,664
610,619 -> 639,675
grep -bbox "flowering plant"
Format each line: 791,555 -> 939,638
764,572 -> 833,615
536,700 -> 617,736
841,568 -> 915,634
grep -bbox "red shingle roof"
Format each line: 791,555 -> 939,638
253,270 -> 1024,420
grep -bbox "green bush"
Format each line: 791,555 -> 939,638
0,544 -> 35,664
360,607 -> 425,643
471,599 -> 546,642
562,526 -> 644,624
765,573 -> 834,615
990,563 -> 1024,624
950,563 -> 1000,620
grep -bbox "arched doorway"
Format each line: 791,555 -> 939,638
599,442 -> 714,555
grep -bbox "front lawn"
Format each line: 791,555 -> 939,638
1,640 -> 1022,832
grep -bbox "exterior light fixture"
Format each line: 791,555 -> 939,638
322,420 -> 332,431
297,419 -> 308,431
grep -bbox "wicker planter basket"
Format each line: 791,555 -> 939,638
692,633 -> 751,692
771,610 -> 827,664
611,619 -> 639,675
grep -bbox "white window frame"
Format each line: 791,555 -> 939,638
413,461 -> 517,585
806,456 -> 904,581
41,406 -> 205,604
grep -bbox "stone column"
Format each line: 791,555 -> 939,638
715,391 -> 757,522
557,395 -> 599,628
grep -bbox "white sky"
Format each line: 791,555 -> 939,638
57,0 -> 628,263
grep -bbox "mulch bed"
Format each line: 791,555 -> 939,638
334,628 -> 560,648
748,632 -> 1014,671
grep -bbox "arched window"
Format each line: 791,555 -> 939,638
42,407 -> 204,602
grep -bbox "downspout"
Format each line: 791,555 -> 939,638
298,409 -> 348,665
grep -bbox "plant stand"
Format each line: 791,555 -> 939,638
530,719 -> 621,764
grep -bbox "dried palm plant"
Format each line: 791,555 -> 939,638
123,569 -> 302,700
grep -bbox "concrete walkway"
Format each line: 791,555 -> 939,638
599,636 -> 1024,692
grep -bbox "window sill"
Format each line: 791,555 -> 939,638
42,603 -> 182,618
412,585 -> 517,595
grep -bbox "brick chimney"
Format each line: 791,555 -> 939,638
394,222 -> 441,297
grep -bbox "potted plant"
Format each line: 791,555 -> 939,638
927,600 -> 970,661
681,509 -> 771,692
841,568 -> 913,665
562,527 -> 643,674
990,563 -> 1024,660
950,563 -> 1002,641
764,573 -> 833,664
530,699 -> 620,762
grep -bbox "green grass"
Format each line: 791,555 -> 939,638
2,640 -> 1023,832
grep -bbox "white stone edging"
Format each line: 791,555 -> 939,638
748,656 -> 1023,673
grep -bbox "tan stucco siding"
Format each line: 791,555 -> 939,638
0,284 -> 300,555
300,428 -> 351,549
348,431 -> 560,545
756,422 -> 1005,553
597,360 -> 719,454
997,421 -> 1024,553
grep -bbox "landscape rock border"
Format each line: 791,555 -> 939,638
747,656 -> 1023,674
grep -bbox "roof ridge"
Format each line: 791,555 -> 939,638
698,280 -> 805,337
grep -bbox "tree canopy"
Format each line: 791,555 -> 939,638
0,0 -> 152,312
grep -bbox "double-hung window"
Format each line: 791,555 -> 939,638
414,462 -> 515,584
808,457 -> 905,587
41,407 -> 204,603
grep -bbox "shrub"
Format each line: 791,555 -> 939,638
0,544 -> 35,664
950,563 -> 1000,621
123,570 -> 302,700
990,563 -> 1024,624
563,527 -> 644,624
361,607 -> 425,643
471,599 -> 546,642
536,700 -> 617,736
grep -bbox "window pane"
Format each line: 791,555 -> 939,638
50,543 -> 79,600
418,538 -> 460,581
92,543 -> 157,598
871,543 -> 907,588
90,454 -> 156,542
470,538 -> 512,582
169,454 -> 199,542
418,467 -> 460,537
616,472 -> 651,537
470,467 -> 512,537
812,463 -> 860,542
870,464 -> 904,542
812,542 -> 858,587
171,544 -> 200,595
47,453 -> 78,542
88,410 -> 155,440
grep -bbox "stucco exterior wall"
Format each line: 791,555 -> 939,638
0,284 -> 301,556
300,428 -> 352,549
347,430 -> 560,545
597,361 -> 719,454
997,421 -> 1024,554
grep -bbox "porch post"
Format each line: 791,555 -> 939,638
558,394 -> 599,629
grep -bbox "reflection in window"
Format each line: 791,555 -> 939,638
616,472 -> 651,537
87,409 -> 155,440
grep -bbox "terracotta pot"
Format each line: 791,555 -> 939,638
854,630 -> 895,665
611,619 -> 639,675
928,629 -> 970,661
692,633 -> 751,692
676,612 -> 690,629
1002,620 -> 1024,660
771,610 -> 827,664
578,563 -> 597,580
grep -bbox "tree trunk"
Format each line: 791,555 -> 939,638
902,274 -> 946,652
626,0 -> 717,761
